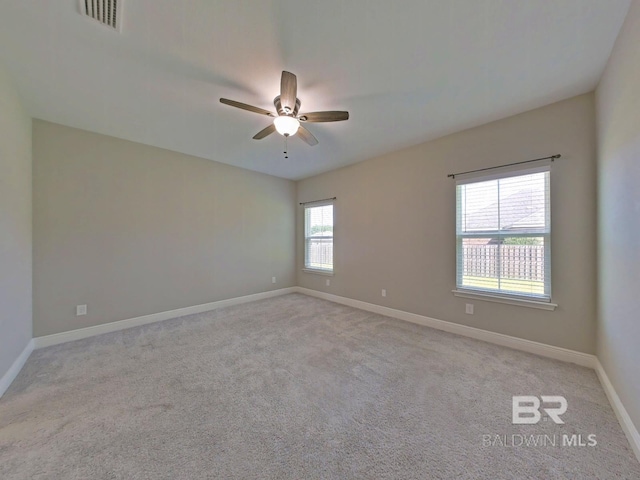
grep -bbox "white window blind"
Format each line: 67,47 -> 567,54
456,166 -> 551,300
304,201 -> 334,273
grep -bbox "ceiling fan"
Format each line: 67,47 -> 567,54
220,71 -> 349,147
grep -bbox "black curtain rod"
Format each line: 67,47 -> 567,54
299,197 -> 336,205
447,154 -> 561,179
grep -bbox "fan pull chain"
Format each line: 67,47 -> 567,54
284,136 -> 289,159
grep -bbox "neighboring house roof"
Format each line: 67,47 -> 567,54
464,187 -> 545,232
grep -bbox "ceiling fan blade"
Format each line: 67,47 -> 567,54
220,98 -> 275,117
297,125 -> 318,146
253,124 -> 276,140
280,71 -> 297,114
299,111 -> 349,122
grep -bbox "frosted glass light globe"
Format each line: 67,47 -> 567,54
273,115 -> 300,136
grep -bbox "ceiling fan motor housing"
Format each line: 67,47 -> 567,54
274,95 -> 301,117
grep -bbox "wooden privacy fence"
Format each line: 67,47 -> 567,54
463,244 -> 545,281
306,239 -> 333,266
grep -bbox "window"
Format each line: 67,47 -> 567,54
456,166 -> 550,301
304,201 -> 334,273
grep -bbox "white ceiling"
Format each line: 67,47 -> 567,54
0,1 -> 631,180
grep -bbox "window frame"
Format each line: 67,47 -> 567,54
454,165 -> 553,306
303,200 -> 334,275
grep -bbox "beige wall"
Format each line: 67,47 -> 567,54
0,66 -> 32,377
33,121 -> 296,336
596,0 -> 640,429
297,93 -> 597,353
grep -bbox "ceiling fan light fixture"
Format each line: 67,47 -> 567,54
273,115 -> 300,136
220,71 -> 348,146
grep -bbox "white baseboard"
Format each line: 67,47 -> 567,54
0,339 -> 34,398
294,287 -> 596,368
595,360 -> 640,463
33,287 -> 296,349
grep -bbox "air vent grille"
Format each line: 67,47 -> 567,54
80,0 -> 122,31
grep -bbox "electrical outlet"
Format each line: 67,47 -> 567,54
326,279 -> 330,286
76,304 -> 87,316
272,277 -> 276,284
465,303 -> 474,315
381,289 -> 387,297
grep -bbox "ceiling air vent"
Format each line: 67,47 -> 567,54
80,0 -> 122,32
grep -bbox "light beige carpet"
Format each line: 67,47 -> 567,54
1,293 -> 638,479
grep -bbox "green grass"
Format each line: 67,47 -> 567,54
307,262 -> 332,271
462,276 -> 545,295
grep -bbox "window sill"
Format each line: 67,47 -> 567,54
452,289 -> 557,311
302,268 -> 334,277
